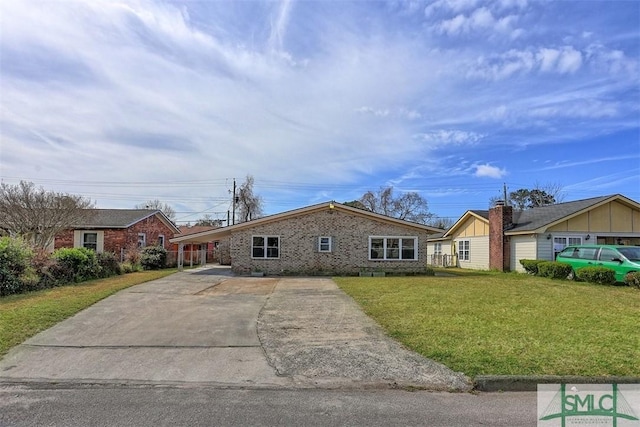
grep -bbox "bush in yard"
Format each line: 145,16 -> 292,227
0,237 -> 38,296
31,248 -> 61,289
537,261 -> 573,280
120,262 -> 142,274
97,252 -> 122,277
624,271 -> 640,289
53,247 -> 101,283
519,259 -> 547,275
140,246 -> 167,270
575,267 -> 617,286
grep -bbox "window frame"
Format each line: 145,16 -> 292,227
82,232 -> 98,251
318,236 -> 332,253
137,233 -> 146,248
157,235 -> 165,248
458,240 -> 470,261
368,236 -> 418,261
433,242 -> 442,256
252,235 -> 280,259
553,236 -> 582,258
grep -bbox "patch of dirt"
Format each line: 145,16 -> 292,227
196,278 -> 279,296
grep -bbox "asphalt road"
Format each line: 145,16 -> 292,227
0,385 -> 539,427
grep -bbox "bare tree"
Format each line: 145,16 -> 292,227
134,199 -> 176,221
490,182 -> 565,209
359,186 -> 433,224
429,216 -> 454,229
195,214 -> 223,227
236,175 -> 263,223
0,181 -> 94,249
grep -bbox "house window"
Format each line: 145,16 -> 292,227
252,236 -> 280,259
368,237 -> 417,261
553,236 -> 582,258
318,236 -> 332,252
138,233 -> 146,248
158,235 -> 165,248
458,240 -> 470,261
83,232 -> 98,251
433,242 -> 442,256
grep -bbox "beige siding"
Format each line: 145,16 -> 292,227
611,202 -> 633,232
511,235 -> 537,272
229,209 -> 431,275
547,201 -> 640,233
455,236 -> 489,270
457,217 -> 489,237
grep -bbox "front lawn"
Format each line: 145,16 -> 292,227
0,269 -> 177,357
334,272 -> 640,377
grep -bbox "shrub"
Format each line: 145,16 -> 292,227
140,246 -> 167,270
424,267 -> 436,276
31,248 -> 61,289
120,262 -> 142,274
576,267 -> 617,286
53,247 -> 101,283
519,259 -> 547,275
624,271 -> 640,289
0,237 -> 38,296
97,252 -> 122,277
537,261 -> 573,280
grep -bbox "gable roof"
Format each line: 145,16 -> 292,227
171,201 -> 444,244
72,209 -> 180,233
442,209 -> 489,238
434,194 -> 640,240
507,194 -> 639,234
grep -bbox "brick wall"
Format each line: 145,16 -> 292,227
228,208 -> 431,275
489,203 -> 513,271
54,214 -> 177,258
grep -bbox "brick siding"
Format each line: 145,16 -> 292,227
488,204 -> 512,271
228,208 -> 431,275
54,214 -> 177,258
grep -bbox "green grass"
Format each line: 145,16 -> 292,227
334,272 -> 640,377
0,270 -> 177,357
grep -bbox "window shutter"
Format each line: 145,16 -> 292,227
330,236 -> 335,252
314,237 -> 319,253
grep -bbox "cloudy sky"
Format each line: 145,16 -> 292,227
1,0 -> 639,224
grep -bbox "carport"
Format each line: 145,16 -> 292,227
171,226 -> 232,270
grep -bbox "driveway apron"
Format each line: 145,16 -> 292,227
0,267 -> 470,391
0,267 -> 290,388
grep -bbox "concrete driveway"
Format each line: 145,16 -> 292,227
0,267 -> 470,391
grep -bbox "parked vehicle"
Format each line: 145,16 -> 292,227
556,245 -> 640,282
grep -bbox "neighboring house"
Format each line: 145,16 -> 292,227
55,209 -> 180,260
170,201 -> 443,275
427,194 -> 640,272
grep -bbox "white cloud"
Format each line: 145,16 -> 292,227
415,130 -> 485,147
0,0 -> 638,218
474,164 -> 507,179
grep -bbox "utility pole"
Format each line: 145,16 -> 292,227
231,178 -> 236,225
503,183 -> 508,205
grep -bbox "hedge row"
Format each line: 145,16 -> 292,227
519,258 -> 634,287
0,237 -> 168,296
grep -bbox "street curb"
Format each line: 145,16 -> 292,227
474,375 -> 640,392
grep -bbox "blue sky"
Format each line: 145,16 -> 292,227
1,0 -> 638,225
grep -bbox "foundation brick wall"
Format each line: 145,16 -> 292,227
229,208 -> 431,275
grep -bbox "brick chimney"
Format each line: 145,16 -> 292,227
489,201 -> 513,271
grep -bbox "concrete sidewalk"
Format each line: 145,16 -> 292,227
0,268 -> 470,391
